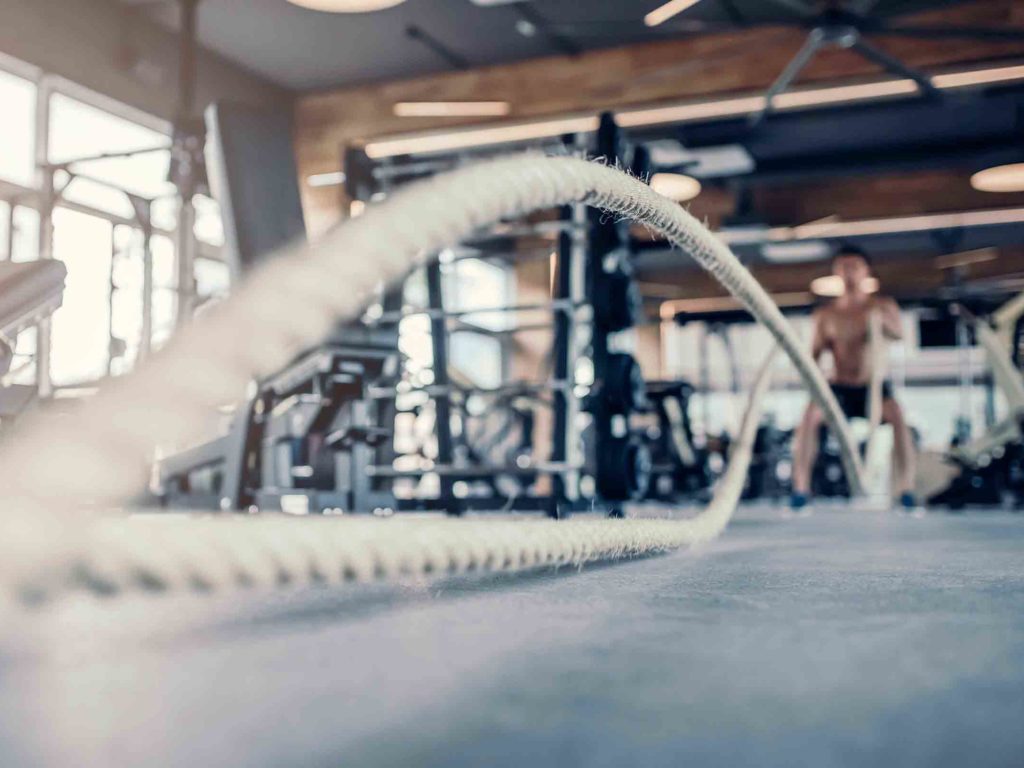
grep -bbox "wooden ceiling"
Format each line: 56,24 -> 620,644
291,0 -> 1024,301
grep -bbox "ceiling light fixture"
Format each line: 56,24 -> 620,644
970,163 -> 1024,193
644,0 -> 703,28
761,240 -> 832,263
286,0 -> 406,12
649,172 -> 701,202
810,275 -> 879,298
770,206 -> 1024,241
393,101 -> 511,118
306,171 -> 347,188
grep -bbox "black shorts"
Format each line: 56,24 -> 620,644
830,382 -> 893,420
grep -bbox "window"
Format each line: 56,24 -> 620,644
10,206 -> 39,262
109,224 -> 145,376
49,93 -> 173,219
0,201 -> 8,259
0,68 -> 36,187
0,56 -> 233,392
50,208 -> 113,385
151,234 -> 177,349
196,257 -> 230,302
444,257 -> 512,389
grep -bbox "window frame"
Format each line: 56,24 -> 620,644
0,55 -> 226,395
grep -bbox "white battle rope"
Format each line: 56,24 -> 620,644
863,309 -> 886,486
0,155 -> 863,603
29,347 -> 779,600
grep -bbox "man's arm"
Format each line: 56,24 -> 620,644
876,296 -> 903,340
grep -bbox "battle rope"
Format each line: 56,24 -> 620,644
0,155 -> 863,604
21,347 -> 777,600
863,309 -> 886,486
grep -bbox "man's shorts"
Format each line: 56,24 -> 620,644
830,381 -> 893,420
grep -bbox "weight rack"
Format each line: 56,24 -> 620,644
345,114 -> 655,517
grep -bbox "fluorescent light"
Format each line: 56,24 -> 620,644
761,240 -> 831,263
617,80 -> 917,128
618,62 -> 1024,128
933,64 -> 1024,88
810,275 -> 879,297
617,95 -> 766,128
718,224 -> 771,246
364,115 -> 599,159
650,172 -> 701,201
393,101 -> 511,118
307,171 -> 347,188
772,78 -> 919,109
287,0 -> 405,11
644,0 -> 702,28
776,206 -> 1024,240
971,163 -> 1024,193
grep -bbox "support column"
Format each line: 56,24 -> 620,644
34,75 -> 54,398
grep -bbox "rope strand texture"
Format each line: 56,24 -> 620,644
44,346 -> 778,599
0,155 -> 861,603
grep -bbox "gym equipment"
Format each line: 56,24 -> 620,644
155,101 -> 400,513
338,114 -> 655,517
0,260 -> 67,424
592,254 -> 643,333
595,436 -> 653,503
583,114 -> 653,507
600,353 -> 647,414
0,154 -> 863,604
928,297 -> 1024,509
744,418 -> 791,502
0,261 -> 67,341
642,380 -> 714,501
158,339 -> 399,513
811,426 -> 852,500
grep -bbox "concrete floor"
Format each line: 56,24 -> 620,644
3,505 -> 1024,767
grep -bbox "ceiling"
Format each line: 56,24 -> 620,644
123,0 -> 973,91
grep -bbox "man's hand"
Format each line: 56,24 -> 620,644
875,296 -> 903,340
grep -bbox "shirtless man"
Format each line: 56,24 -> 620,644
791,246 -> 917,510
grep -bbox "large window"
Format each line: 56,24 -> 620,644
49,93 -> 173,219
444,257 -> 512,390
50,208 -> 113,385
0,57 -> 228,393
0,68 -> 36,187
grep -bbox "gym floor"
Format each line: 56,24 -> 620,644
3,505 -> 1023,767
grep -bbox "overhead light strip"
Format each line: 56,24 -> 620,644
362,62 -> 1024,160
765,206 -> 1024,242
644,0 -> 702,28
306,170 -> 347,188
393,101 -> 511,117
